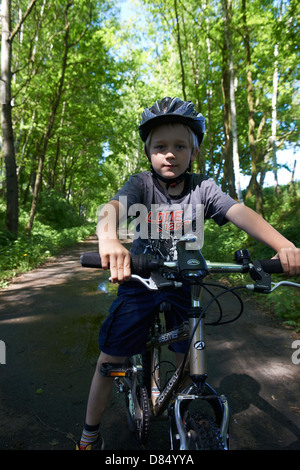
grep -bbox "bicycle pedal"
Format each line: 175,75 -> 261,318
100,362 -> 132,378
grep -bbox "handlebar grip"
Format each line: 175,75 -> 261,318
80,252 -> 162,275
80,252 -> 102,268
258,259 -> 283,273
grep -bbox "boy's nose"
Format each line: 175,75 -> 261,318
166,149 -> 175,158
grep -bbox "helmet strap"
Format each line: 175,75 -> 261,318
151,166 -> 188,189
146,144 -> 193,190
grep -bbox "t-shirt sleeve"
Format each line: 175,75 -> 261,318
110,173 -> 145,212
200,178 -> 237,226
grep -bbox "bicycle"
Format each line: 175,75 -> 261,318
80,234 -> 300,450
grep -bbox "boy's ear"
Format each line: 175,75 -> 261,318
144,144 -> 151,161
190,146 -> 199,162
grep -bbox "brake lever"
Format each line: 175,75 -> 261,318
269,281 -> 300,292
108,274 -> 158,290
130,274 -> 159,290
127,273 -> 182,291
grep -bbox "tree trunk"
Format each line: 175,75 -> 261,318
174,0 -> 186,101
222,0 -> 243,203
26,8 -> 70,235
242,0 -> 264,217
205,9 -> 216,180
1,0 -> 18,235
270,1 -> 283,194
221,34 -> 236,198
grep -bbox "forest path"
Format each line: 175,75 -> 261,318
0,235 -> 299,450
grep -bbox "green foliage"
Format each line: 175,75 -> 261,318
1,0 -> 299,329
37,190 -> 85,229
245,183 -> 300,250
0,194 -> 95,287
202,183 -> 300,328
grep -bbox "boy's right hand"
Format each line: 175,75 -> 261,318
99,239 -> 131,283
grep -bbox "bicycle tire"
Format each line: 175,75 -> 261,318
125,385 -> 150,445
185,412 -> 225,450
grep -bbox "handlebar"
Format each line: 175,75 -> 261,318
80,251 -> 283,275
80,243 -> 286,294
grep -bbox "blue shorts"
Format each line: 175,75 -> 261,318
99,281 -> 191,356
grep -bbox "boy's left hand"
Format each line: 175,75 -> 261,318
272,246 -> 300,276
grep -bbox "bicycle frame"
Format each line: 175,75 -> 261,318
143,283 -> 230,450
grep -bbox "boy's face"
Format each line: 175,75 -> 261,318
148,123 -> 197,182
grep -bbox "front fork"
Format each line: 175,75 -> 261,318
170,285 -> 230,450
170,386 -> 230,450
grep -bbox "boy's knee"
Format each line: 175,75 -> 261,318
96,352 -> 127,374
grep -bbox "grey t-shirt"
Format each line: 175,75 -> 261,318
111,171 -> 237,260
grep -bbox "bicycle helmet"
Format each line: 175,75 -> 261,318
139,97 -> 205,188
139,97 -> 205,146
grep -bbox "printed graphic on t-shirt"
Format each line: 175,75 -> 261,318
105,171 -> 236,259
144,203 -> 204,261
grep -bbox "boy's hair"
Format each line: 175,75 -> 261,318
145,123 -> 199,158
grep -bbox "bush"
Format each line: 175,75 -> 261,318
37,190 -> 85,229
0,194 -> 95,287
202,183 -> 300,329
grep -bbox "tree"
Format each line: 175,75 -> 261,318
1,0 -> 18,234
26,0 -> 72,235
222,0 -> 243,203
3,0 -> 298,234
1,0 -> 37,235
138,0 -> 299,215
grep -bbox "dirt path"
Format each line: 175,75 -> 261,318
0,235 -> 299,450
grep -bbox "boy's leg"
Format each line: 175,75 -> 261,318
78,351 -> 126,449
85,351 -> 127,424
175,352 -> 185,368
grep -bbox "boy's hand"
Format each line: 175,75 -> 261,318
273,246 -> 300,276
99,239 -> 131,283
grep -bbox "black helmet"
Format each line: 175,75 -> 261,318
139,97 -> 205,146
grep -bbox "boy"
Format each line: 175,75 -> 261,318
77,97 -> 300,450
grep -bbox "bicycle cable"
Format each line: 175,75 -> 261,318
202,282 -> 244,325
174,284 -> 247,396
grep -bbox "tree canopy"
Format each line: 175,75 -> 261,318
0,0 -> 299,236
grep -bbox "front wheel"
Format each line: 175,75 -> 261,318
185,412 -> 225,450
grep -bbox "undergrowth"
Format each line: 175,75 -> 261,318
0,190 -> 95,288
202,183 -> 300,329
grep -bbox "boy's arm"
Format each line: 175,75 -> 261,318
225,203 -> 300,276
97,200 -> 131,283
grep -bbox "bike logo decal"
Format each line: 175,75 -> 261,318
157,370 -> 179,406
194,340 -> 205,350
187,259 -> 201,265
